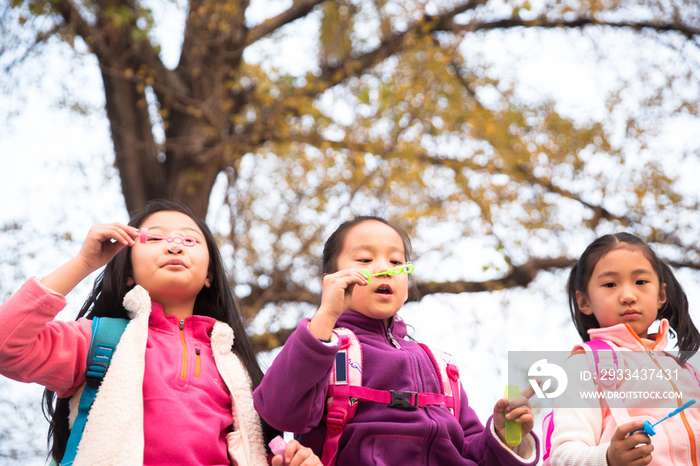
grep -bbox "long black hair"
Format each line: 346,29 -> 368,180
322,216 -> 420,301
567,232 -> 699,364
42,199 -> 270,462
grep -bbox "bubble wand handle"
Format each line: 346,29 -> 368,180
361,264 -> 415,284
504,385 -> 522,446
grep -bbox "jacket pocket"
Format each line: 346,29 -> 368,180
367,434 -> 426,466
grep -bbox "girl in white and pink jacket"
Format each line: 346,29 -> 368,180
549,232 -> 700,466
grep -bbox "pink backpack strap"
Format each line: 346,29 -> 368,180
419,343 -> 461,419
578,340 -> 631,426
687,362 -> 700,388
581,340 -> 618,389
322,328 -> 362,466
541,411 -> 554,464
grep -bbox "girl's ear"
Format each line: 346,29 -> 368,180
576,291 -> 593,315
204,271 -> 213,288
658,282 -> 667,309
126,276 -> 135,287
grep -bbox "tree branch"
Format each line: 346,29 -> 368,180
244,0 -> 326,48
276,0 -> 488,100
446,17 -> 700,39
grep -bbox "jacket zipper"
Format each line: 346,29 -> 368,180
179,318 -> 188,379
386,327 -> 401,349
627,324 -> 697,466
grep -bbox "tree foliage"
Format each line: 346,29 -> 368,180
1,0 -> 700,350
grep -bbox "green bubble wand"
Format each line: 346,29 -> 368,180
361,264 -> 415,284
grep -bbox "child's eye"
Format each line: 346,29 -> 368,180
390,260 -> 404,265
602,282 -> 616,288
636,279 -> 649,285
147,238 -> 162,242
358,258 -> 372,263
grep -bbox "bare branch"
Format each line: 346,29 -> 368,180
244,0 -> 326,47
446,17 -> 700,40
417,257 -> 577,296
274,0 -> 488,100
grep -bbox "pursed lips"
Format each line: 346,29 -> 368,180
162,259 -> 187,268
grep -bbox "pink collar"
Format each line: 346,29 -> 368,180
588,319 -> 669,351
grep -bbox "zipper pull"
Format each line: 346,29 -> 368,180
387,328 -> 401,349
179,318 -> 185,330
647,349 -> 658,363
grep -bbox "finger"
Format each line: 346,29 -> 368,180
288,448 -> 312,466
270,455 -> 283,466
507,396 -> 533,411
300,454 -> 321,466
505,407 -> 533,421
284,439 -> 301,464
614,421 -> 646,440
493,397 -> 509,413
109,226 -> 136,246
520,385 -> 536,400
98,224 -> 135,246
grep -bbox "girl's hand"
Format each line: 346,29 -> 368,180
308,269 -> 368,340
492,385 -> 536,451
76,223 -> 138,272
40,223 -> 138,297
607,421 -> 653,466
270,439 -> 321,466
319,269 -> 368,319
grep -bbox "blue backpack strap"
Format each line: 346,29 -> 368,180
60,317 -> 128,466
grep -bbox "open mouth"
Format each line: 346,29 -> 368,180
375,284 -> 393,295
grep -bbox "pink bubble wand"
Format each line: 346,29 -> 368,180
138,228 -> 197,247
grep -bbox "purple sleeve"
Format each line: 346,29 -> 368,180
459,387 -> 540,465
254,318 -> 340,433
0,277 -> 92,397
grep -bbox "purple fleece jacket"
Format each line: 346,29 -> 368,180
254,312 -> 539,466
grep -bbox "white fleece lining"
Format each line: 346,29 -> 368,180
72,286 -> 150,466
212,322 -> 268,466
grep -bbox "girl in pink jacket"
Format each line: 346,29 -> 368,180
549,232 -> 700,466
0,200 -> 319,466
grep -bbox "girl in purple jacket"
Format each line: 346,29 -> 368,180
0,200 -> 319,466
253,217 -> 540,466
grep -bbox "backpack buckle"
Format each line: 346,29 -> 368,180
326,408 -> 349,433
388,390 -> 417,409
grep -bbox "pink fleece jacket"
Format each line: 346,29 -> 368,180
550,320 -> 700,466
0,278 -> 267,466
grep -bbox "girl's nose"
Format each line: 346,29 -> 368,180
620,286 -> 637,304
168,246 -> 183,254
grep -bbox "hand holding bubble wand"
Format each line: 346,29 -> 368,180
631,399 -> 696,436
503,382 -> 540,447
361,264 -> 415,284
138,228 -> 197,247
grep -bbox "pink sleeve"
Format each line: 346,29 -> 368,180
0,277 -> 92,397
